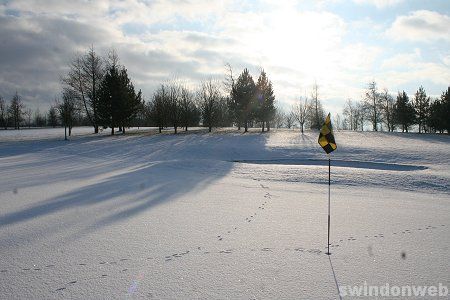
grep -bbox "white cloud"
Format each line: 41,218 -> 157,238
353,0 -> 404,9
386,10 -> 450,42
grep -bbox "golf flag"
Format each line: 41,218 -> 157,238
318,113 -> 337,154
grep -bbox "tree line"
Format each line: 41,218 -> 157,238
281,81 -> 449,134
1,46 -> 448,135
336,82 -> 450,133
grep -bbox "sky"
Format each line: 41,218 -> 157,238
0,0 -> 449,114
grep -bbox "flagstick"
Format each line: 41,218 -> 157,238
327,153 -> 331,255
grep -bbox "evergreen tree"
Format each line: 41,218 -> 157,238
413,86 -> 430,133
428,87 -> 449,134
97,64 -> 142,135
255,70 -> 276,132
234,68 -> 256,132
393,91 -> 415,132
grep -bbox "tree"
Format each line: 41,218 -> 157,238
293,96 -> 308,133
380,89 -> 395,132
24,108 -> 32,128
47,106 -> 58,128
309,82 -> 325,129
413,86 -> 430,133
149,84 -> 169,133
34,109 -> 46,127
0,96 -> 8,129
393,91 -> 415,132
273,108 -> 285,128
224,63 -> 239,129
343,99 -> 356,130
57,89 -> 78,139
62,46 -> 104,134
199,79 -> 222,132
97,61 -> 142,135
428,87 -> 449,134
255,70 -> 276,132
363,81 -> 382,131
234,68 -> 256,132
8,92 -> 24,130
167,82 -> 181,134
285,111 -> 295,129
180,86 -> 200,131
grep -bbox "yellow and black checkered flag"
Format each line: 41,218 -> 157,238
318,113 -> 337,154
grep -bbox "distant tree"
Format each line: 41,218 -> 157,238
428,87 -> 449,134
167,83 -> 182,134
255,70 -> 276,132
293,96 -> 309,133
97,60 -> 142,135
343,99 -> 356,130
224,63 -> 239,129
199,79 -> 222,132
47,106 -> 58,128
234,68 -> 256,132
413,86 -> 430,133
57,89 -> 78,139
308,82 -> 325,129
354,102 -> 366,131
179,86 -> 200,131
273,108 -> 285,128
0,96 -> 8,129
380,89 -> 395,132
393,91 -> 415,132
285,111 -> 295,129
149,84 -> 169,133
24,108 -> 33,128
363,81 -> 383,131
8,92 -> 24,129
34,109 -> 46,127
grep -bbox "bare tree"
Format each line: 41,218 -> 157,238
380,89 -> 395,132
168,82 -> 181,134
309,82 -> 325,129
363,81 -> 382,131
24,108 -> 32,128
0,96 -> 8,129
285,111 -> 295,129
199,79 -> 222,132
273,108 -> 285,128
8,92 -> 24,129
57,89 -> 79,139
224,63 -> 239,129
62,46 -> 104,134
180,86 -> 199,131
292,96 -> 309,133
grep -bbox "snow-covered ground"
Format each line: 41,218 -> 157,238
0,128 -> 449,299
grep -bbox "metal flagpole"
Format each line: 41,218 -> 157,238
327,154 -> 331,255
